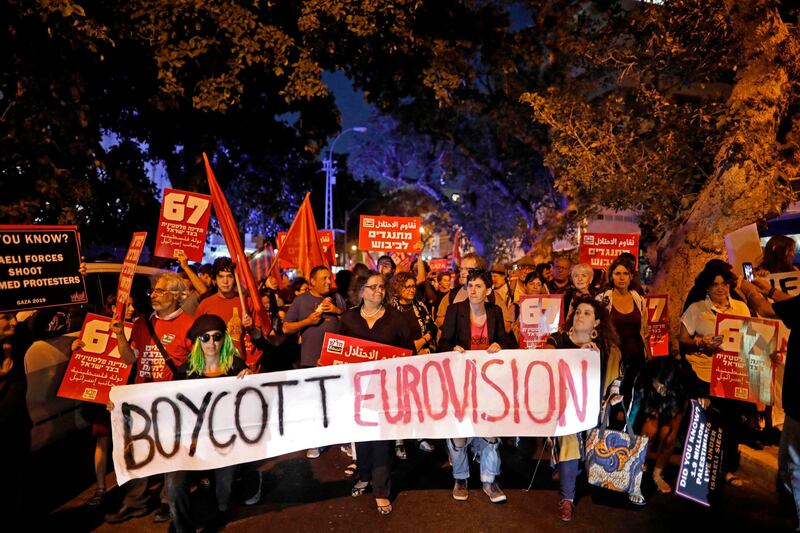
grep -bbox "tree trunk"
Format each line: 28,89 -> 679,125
650,1 -> 798,342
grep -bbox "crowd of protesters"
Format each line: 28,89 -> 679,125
3,236 -> 800,531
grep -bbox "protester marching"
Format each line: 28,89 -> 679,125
1,163 -> 799,532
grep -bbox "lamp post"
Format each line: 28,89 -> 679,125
323,126 -> 367,231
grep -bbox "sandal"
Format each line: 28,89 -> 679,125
351,481 -> 370,497
395,444 -> 407,460
653,473 -> 672,494
725,473 -> 744,487
376,499 -> 393,515
628,492 -> 646,506
344,463 -> 358,478
87,488 -> 106,508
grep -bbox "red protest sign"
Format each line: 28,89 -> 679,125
429,258 -> 450,273
57,313 -> 133,405
318,230 -> 336,266
318,333 -> 413,366
358,215 -> 421,252
711,313 -> 778,404
277,230 -> 336,269
578,232 -> 639,270
518,294 -> 564,349
645,294 -> 670,357
154,188 -> 212,262
114,232 -> 147,322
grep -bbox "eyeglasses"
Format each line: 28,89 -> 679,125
364,283 -> 386,292
200,332 -> 224,343
149,288 -> 168,296
403,283 -> 417,290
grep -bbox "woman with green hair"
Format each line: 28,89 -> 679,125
167,314 -> 252,532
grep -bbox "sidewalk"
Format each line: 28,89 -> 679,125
740,442 -> 779,493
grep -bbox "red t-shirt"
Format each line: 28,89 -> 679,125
129,310 -> 194,383
195,292 -> 262,367
469,320 -> 490,350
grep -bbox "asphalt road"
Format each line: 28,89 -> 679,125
30,431 -> 796,532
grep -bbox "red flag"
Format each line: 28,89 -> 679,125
249,244 -> 273,284
203,153 -> 270,332
453,227 -> 462,266
270,192 -> 328,278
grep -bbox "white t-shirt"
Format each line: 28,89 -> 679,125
681,296 -> 751,382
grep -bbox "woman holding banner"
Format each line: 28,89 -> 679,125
166,314 -> 252,532
341,271 -> 413,516
679,261 -> 751,488
545,295 -> 622,519
438,269 -> 517,505
388,271 -> 438,457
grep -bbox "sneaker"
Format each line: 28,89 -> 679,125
482,482 -> 507,503
558,499 -> 574,521
395,444 -> 407,460
86,488 -> 106,508
306,447 -> 321,459
244,474 -> 262,505
418,439 -> 435,453
105,505 -> 149,524
452,479 -> 469,501
152,503 -> 171,523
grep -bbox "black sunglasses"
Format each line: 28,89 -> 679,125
200,332 -> 224,343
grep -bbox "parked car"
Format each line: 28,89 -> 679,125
24,262 -> 165,451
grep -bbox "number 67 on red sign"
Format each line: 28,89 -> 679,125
154,188 -> 213,262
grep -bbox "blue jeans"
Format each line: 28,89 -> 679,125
559,459 -> 579,501
447,437 -> 500,483
779,414 -> 800,527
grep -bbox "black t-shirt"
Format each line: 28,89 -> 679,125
340,306 -> 414,351
184,355 -> 247,379
546,331 -> 579,350
774,295 -> 800,420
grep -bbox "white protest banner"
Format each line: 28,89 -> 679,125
518,295 -> 564,348
111,348 -> 600,484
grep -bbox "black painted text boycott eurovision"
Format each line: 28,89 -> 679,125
121,355 -> 591,470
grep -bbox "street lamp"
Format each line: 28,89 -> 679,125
323,126 -> 367,230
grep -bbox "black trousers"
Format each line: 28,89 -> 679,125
356,440 -> 393,499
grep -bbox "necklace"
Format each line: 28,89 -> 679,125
360,304 -> 383,318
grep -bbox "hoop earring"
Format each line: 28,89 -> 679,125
590,328 -> 598,339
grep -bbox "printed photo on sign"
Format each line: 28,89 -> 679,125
0,225 -> 87,313
711,313 -> 778,405
518,294 -> 563,349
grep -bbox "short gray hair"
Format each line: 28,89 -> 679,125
570,263 -> 593,279
153,272 -> 189,305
